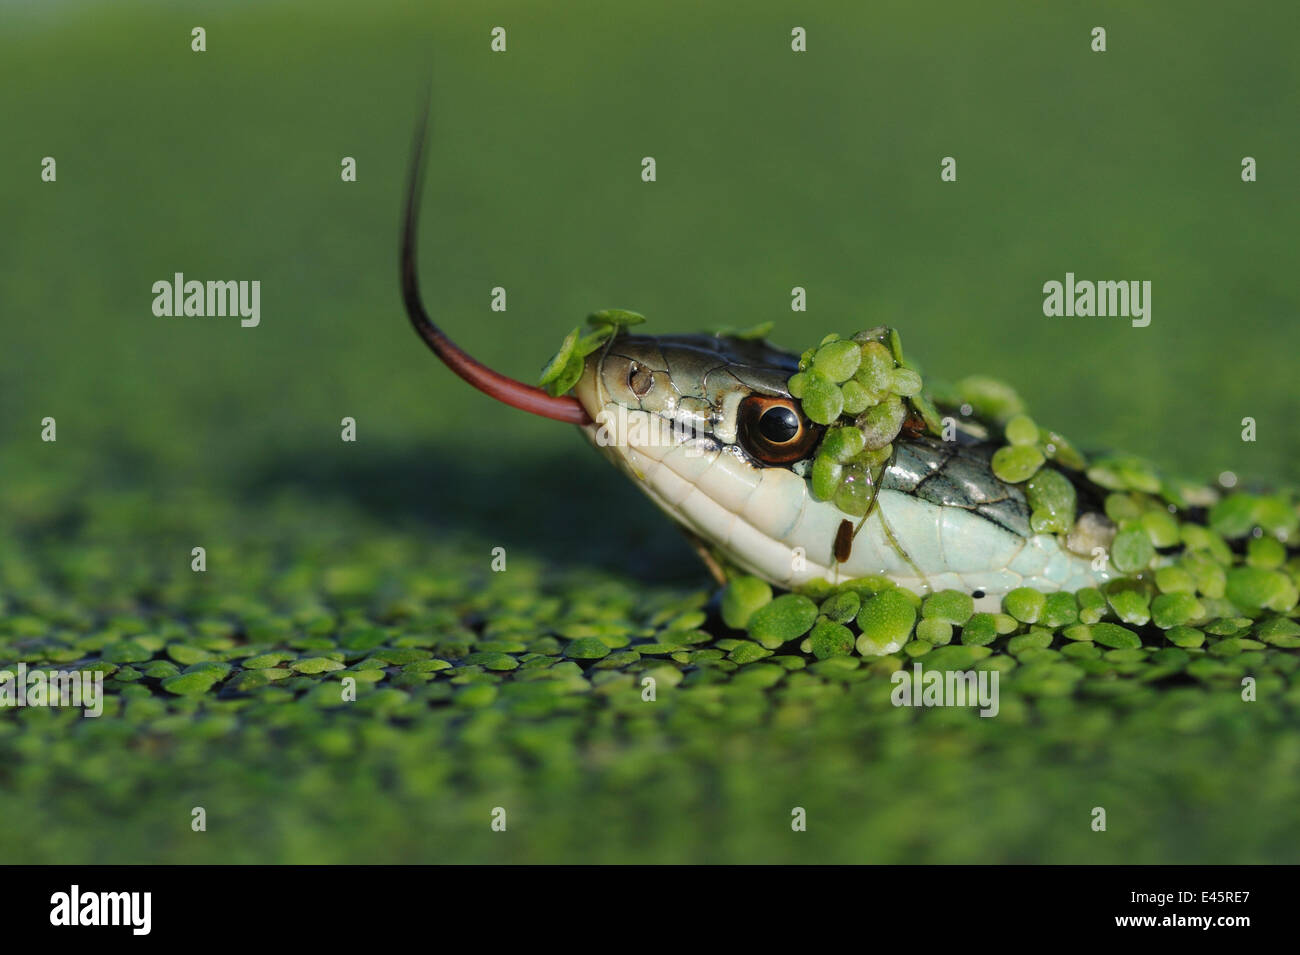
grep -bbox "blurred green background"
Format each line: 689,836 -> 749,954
1,0 -> 1298,863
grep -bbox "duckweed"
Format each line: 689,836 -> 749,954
10,318 -> 1300,865
539,310 -> 647,397
720,576 -> 772,629
746,594 -> 819,649
991,445 -> 1045,484
808,619 -> 855,659
776,325 -> 1298,646
854,589 -> 917,655
1003,588 -> 1046,625
921,589 -> 974,626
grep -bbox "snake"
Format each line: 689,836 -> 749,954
398,112 -> 1123,612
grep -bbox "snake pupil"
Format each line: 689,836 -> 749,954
759,406 -> 800,444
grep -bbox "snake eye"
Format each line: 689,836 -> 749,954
759,406 -> 799,443
628,362 -> 654,398
738,395 -> 822,465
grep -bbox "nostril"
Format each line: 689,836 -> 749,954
628,362 -> 654,397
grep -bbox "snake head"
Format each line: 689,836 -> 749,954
573,333 -> 825,470
568,332 -> 843,583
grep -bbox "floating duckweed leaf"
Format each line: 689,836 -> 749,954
167,644 -> 213,666
101,640 -> 152,664
1061,642 -> 1101,660
960,613 -> 998,646
991,444 -> 1045,484
810,455 -> 842,501
404,659 -> 451,673
464,652 -> 520,671
1107,588 -> 1151,626
747,594 -> 819,649
1247,536 -> 1286,569
1181,551 -> 1227,598
1208,638 -> 1246,658
1111,528 -> 1156,573
1025,469 -> 1077,535
721,576 -> 773,630
840,379 -> 872,414
588,308 -> 645,329
854,341 -> 896,394
375,648 -> 433,665
539,326 -> 582,388
291,657 -> 344,674
1204,615 -> 1249,636
1008,629 -> 1053,654
991,613 -> 1019,634
819,590 -> 861,624
1180,524 -> 1234,564
574,329 -> 616,358
915,619 -> 953,646
1252,495 -> 1299,538
1208,494 -> 1260,539
1225,567 -> 1297,613
889,368 -> 923,397
855,590 -> 916,656
1105,493 -> 1143,524
1091,623 -> 1141,650
715,320 -> 773,341
1003,588 -> 1046,624
1104,648 -> 1148,665
724,641 -> 770,664
455,683 -> 498,707
1004,414 -> 1038,447
1039,428 -> 1088,471
920,644 -> 992,670
954,375 -> 1025,421
1256,617 -> 1300,642
910,391 -> 944,436
922,590 -> 974,626
812,340 -> 862,382
800,369 -> 844,425
1075,588 -> 1106,623
1087,455 -> 1162,494
1151,592 -> 1202,630
161,671 -> 219,696
227,670 -> 274,691
1155,566 -> 1196,594
243,652 -> 294,669
808,620 -> 855,659
551,355 -> 586,397
885,327 -> 907,364
1139,510 -> 1180,548
79,661 -> 119,677
142,660 -> 180,679
820,425 -> 866,463
1041,592 -> 1079,628
856,395 -> 906,450
564,637 -> 611,660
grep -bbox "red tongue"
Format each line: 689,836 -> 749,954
400,104 -> 591,426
